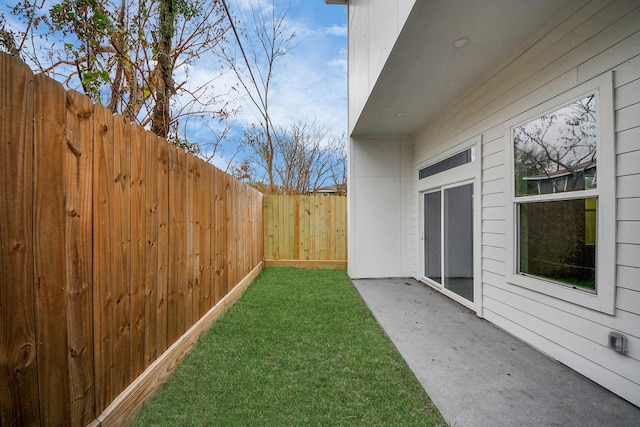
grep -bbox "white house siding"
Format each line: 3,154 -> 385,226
408,1 -> 640,406
347,0 -> 416,135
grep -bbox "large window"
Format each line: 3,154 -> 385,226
506,73 -> 615,314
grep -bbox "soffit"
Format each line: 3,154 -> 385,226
351,0 -> 588,138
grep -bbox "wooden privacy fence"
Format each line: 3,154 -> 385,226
0,54 -> 263,426
263,195 -> 347,269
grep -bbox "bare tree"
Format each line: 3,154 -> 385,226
219,0 -> 296,192
274,120 -> 346,195
4,0 -> 234,151
238,118 -> 346,194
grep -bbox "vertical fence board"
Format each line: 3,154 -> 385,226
200,161 -> 212,316
221,173 -> 230,294
339,196 -> 347,260
0,56 -> 39,426
130,124 -> 146,382
167,146 -> 186,342
112,115 -> 132,401
144,132 -> 159,368
33,73 -> 69,426
64,90 -> 96,425
185,155 -> 195,328
92,104 -> 115,414
329,197 -> 340,260
155,141 -> 169,356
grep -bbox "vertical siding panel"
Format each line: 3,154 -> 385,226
112,115 -> 131,401
129,124 -> 146,382
64,90 -> 96,425
33,73 -> 68,425
144,132 -> 159,367
92,104 -> 114,414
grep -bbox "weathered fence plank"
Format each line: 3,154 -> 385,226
93,103 -> 115,414
156,140 -> 169,357
0,56 -> 39,426
130,123 -> 146,383
33,73 -> 69,426
144,131 -> 159,368
64,89 -> 96,426
113,115 -> 132,400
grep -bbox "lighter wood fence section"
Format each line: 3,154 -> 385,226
263,195 -> 347,269
0,54 -> 264,426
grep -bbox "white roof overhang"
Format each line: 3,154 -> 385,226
351,0 -> 589,138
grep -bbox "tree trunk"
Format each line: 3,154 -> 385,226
152,0 -> 175,139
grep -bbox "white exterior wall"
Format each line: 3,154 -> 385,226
407,2 -> 640,406
347,0 -> 415,278
347,0 -> 416,135
348,138 -> 411,278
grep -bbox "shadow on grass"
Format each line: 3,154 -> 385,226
130,267 -> 446,426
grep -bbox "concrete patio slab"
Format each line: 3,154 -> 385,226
352,278 -> 640,427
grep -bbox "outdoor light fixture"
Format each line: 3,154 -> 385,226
453,37 -> 469,48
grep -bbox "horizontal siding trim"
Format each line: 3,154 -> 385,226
482,232 -> 505,249
617,287 -> 640,314
618,175 -> 640,198
482,245 -> 504,263
481,179 -> 505,196
617,149 -> 640,177
482,219 -> 505,234
482,192 -> 505,208
617,127 -> 640,154
613,52 -> 640,87
614,76 -> 640,109
482,257 -> 505,276
480,280 -> 640,341
616,102 -> 640,132
618,197 -> 640,220
578,27 -> 640,84
618,265 -> 640,292
617,221 -> 640,244
482,150 -> 504,169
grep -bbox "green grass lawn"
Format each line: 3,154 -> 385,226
130,267 -> 446,426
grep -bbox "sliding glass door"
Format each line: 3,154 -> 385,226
424,183 -> 474,303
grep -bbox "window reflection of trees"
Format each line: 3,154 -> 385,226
514,95 -> 597,196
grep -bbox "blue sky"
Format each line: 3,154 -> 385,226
0,0 -> 347,169
220,0 -> 348,158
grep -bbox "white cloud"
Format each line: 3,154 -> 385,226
325,24 -> 347,37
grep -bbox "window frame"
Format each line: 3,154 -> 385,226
504,72 -> 616,315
